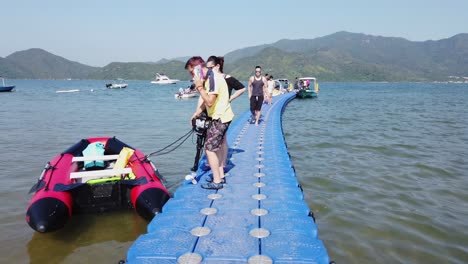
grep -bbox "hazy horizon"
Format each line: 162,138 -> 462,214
2,0 -> 468,67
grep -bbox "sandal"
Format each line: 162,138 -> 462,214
201,182 -> 223,190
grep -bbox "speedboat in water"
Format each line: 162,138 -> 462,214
296,77 -> 319,98
151,73 -> 179,85
106,83 -> 128,89
0,77 -> 15,92
174,85 -> 198,99
26,137 -> 170,233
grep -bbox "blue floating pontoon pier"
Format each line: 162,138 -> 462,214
127,93 -> 330,263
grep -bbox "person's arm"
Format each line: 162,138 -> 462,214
230,88 -> 246,102
190,97 -> 206,125
197,87 -> 217,107
263,77 -> 268,97
195,73 -> 217,107
226,75 -> 246,102
247,77 -> 253,98
191,103 -> 206,119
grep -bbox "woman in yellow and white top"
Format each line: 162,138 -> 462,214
185,56 -> 233,190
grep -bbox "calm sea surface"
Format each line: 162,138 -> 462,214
1,80 -> 467,263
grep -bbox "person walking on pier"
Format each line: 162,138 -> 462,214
248,65 -> 268,126
267,75 -> 275,105
186,56 -> 234,189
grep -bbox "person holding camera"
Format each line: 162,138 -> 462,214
185,56 -> 234,190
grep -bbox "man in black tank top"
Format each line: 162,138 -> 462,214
248,66 -> 268,126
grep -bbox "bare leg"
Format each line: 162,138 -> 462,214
255,110 -> 261,126
206,150 -> 223,183
217,150 -> 225,180
220,135 -> 228,169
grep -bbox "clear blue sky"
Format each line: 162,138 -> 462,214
3,0 -> 467,66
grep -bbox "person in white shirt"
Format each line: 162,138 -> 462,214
267,75 -> 275,105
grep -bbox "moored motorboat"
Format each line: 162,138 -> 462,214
151,73 -> 179,84
0,77 -> 15,92
106,83 -> 128,89
56,89 -> 80,93
174,85 -> 198,99
26,137 -> 170,233
295,77 -> 319,98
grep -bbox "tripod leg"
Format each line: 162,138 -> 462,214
191,134 -> 205,172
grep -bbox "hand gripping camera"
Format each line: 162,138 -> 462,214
192,112 -> 210,136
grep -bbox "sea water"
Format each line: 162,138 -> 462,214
0,80 -> 467,263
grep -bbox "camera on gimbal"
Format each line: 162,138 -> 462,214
191,112 -> 211,172
192,112 -> 211,136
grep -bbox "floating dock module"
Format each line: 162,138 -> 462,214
127,92 -> 330,263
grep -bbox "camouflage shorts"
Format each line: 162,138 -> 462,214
205,119 -> 230,152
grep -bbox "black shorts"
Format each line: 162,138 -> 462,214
250,95 -> 264,112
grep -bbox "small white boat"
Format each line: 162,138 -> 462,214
174,86 -> 198,99
56,89 -> 80,93
151,73 -> 179,85
106,83 -> 128,89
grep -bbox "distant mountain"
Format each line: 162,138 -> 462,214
87,60 -> 187,80
0,48 -> 99,79
224,31 -> 468,81
171,56 -> 191,63
1,32 -> 467,81
224,46 -> 427,81
0,56 -> 24,78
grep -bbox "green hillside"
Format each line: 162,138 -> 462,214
87,60 -> 188,80
1,32 -> 467,81
2,48 -> 99,79
224,31 -> 468,81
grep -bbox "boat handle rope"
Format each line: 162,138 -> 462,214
130,128 -> 195,163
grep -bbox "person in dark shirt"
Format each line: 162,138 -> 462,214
248,66 -> 268,126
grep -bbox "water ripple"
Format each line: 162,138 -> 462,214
1,81 -> 467,263
284,82 -> 468,263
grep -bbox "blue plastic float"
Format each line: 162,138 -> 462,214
126,92 -> 330,263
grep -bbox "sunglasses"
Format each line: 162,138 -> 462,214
255,70 -> 262,73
